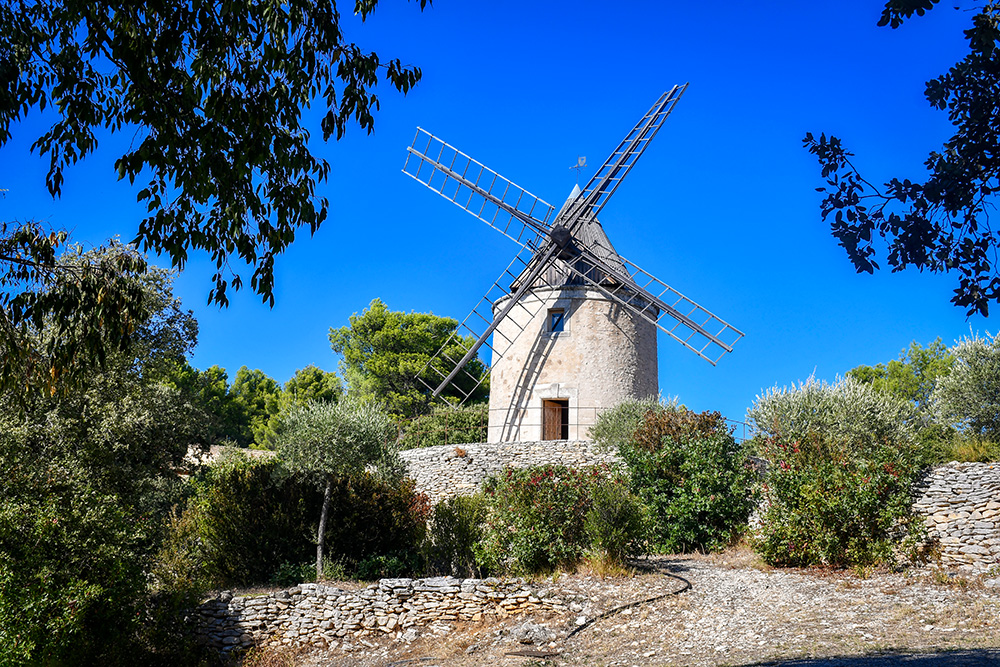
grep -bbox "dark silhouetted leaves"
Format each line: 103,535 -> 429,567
805,3 -> 1000,316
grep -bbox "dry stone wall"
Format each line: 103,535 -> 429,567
399,440 -> 619,503
194,576 -> 569,652
401,443 -> 1000,571
913,461 -> 1000,571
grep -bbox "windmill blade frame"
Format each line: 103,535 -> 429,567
558,247 -> 744,365
403,85 -> 744,410
403,128 -> 556,250
416,244 -> 576,401
559,84 -> 687,233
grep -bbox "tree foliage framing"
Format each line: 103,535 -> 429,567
1,0 -> 427,307
805,1 -> 1000,315
0,228 -> 148,398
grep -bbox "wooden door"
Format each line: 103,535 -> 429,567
542,400 -> 568,440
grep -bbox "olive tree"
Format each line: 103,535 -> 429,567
273,398 -> 400,577
933,332 -> 1000,440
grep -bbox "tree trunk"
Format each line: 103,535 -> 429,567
316,477 -> 332,579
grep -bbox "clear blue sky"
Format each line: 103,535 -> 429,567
0,1 -> 991,424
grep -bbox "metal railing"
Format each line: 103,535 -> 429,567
399,406 -> 755,447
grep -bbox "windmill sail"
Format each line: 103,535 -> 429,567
416,246 -> 557,401
403,128 -> 555,249
404,85 -> 743,406
560,85 -> 687,231
558,246 -> 744,364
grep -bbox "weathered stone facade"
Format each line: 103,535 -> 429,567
488,287 -> 658,443
194,576 -> 569,652
399,439 -> 619,503
913,461 -> 1000,571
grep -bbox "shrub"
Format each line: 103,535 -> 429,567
271,561 -> 317,587
149,508 -> 212,605
0,468 -> 148,666
399,402 -> 489,449
928,434 -> 1000,464
621,407 -> 756,553
933,332 -> 1000,442
476,465 -> 609,575
749,376 -> 919,445
353,551 -> 423,580
590,396 -> 664,454
423,494 -> 488,577
321,474 -> 430,573
585,479 -> 645,563
186,451 -> 318,586
156,450 -> 429,587
747,377 -> 924,568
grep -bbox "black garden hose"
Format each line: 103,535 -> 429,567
565,572 -> 691,640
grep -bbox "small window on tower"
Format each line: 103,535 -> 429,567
548,308 -> 565,333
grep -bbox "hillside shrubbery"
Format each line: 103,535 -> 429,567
154,451 -> 429,588
748,377 -> 924,568
399,402 -> 489,449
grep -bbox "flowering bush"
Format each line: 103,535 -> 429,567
748,377 -> 924,568
621,407 -> 756,553
475,465 -> 613,574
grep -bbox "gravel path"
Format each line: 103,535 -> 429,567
286,551 -> 1000,667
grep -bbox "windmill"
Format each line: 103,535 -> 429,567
402,85 -> 744,442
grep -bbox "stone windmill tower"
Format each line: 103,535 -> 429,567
402,86 -> 744,442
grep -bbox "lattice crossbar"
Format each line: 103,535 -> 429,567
403,128 -> 555,249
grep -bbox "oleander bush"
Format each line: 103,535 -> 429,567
748,377 -> 924,568
475,465 -> 613,574
622,407 -> 757,553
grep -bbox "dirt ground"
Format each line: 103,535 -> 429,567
248,550 -> 1000,667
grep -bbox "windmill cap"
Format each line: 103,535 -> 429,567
566,184 -> 582,200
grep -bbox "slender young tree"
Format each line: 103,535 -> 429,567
273,398 -> 399,577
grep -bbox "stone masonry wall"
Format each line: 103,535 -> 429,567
402,442 -> 1000,570
913,462 -> 1000,571
399,440 -> 619,503
194,576 -> 569,652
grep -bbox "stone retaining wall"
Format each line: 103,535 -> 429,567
194,576 -> 569,652
399,440 -> 618,503
913,462 -> 1000,571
